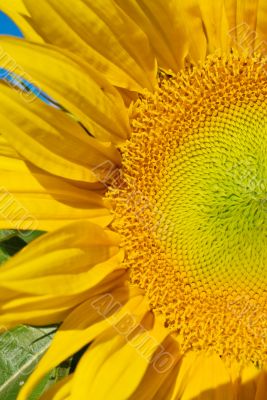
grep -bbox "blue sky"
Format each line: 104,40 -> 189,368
0,12 -> 23,81
0,11 -> 23,37
0,12 -> 57,105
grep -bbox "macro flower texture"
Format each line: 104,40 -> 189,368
0,0 -> 267,399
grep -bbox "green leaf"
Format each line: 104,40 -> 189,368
0,230 -> 44,244
0,230 -> 70,399
18,231 -> 44,244
0,326 -> 55,400
0,248 -> 9,264
0,230 -> 17,241
0,236 -> 27,256
0,230 -> 44,265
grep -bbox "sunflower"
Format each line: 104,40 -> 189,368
0,0 -> 267,399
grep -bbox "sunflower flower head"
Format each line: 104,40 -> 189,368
109,52 -> 267,369
0,1 -> 266,399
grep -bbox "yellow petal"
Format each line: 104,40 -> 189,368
1,0 -> 29,15
236,0 -> 259,34
0,221 -> 125,327
0,154 -> 111,231
236,364 -> 265,399
0,293 -> 86,326
151,362 -> 181,400
256,0 -> 267,53
18,287 -> 146,400
169,351 -> 234,400
225,0 -> 264,54
23,0 -> 156,91
0,270 -> 126,327
179,1 -> 207,64
114,0 -> 185,71
255,366 -> 267,400
1,250 -> 124,295
0,38 -> 130,142
115,0 -> 207,70
0,220 -> 122,292
129,333 -> 180,400
0,134 -> 18,158
198,0 -> 230,54
0,84 -> 121,182
71,314 -> 175,400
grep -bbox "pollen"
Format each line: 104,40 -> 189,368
108,53 -> 267,367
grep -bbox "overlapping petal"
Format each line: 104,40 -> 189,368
19,0 -> 157,91
0,151 -> 112,231
71,315 -> 179,400
115,0 -> 267,71
115,0 -> 193,71
0,83 -> 121,182
256,0 -> 267,54
0,38 -> 130,142
236,364 -> 267,400
0,221 -> 125,326
18,287 -> 147,399
160,352 -> 234,400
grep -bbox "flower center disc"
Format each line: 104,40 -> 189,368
109,54 -> 267,366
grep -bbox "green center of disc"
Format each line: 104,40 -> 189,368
156,104 -> 267,293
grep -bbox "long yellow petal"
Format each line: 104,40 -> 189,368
0,221 -> 122,292
0,84 -> 121,182
235,364 -> 267,399
236,0 -> 260,52
115,0 -> 207,70
255,366 -> 267,400
168,351 -> 234,400
256,0 -> 267,54
1,250 -> 124,294
71,315 -> 176,400
0,270 -> 126,327
0,154 -> 112,231
198,0 -> 231,54
114,0 -> 185,71
129,334 -> 180,400
23,0 -> 156,91
0,293 -> 83,324
152,362 -> 181,400
225,0 -> 265,54
0,221 -> 125,325
0,38 -> 130,142
18,287 -> 146,400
